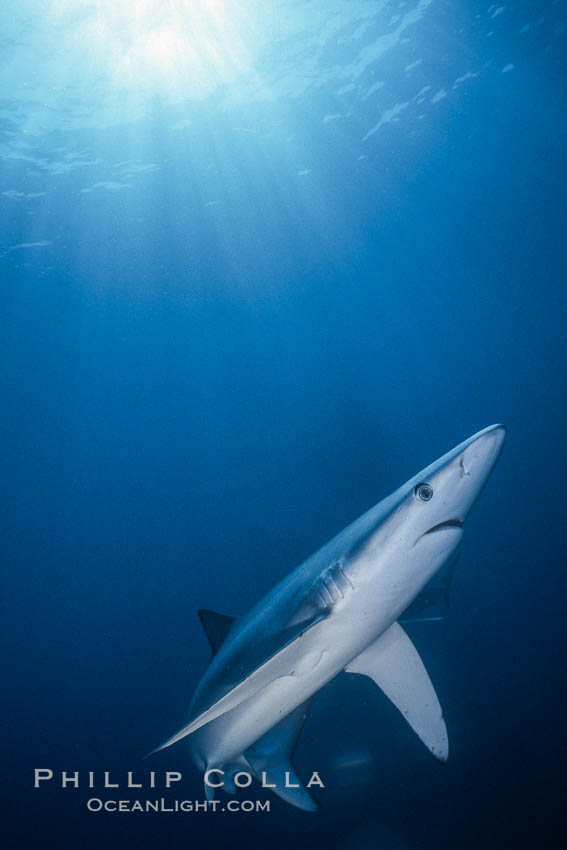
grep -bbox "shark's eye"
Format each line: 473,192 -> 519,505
415,483 -> 433,501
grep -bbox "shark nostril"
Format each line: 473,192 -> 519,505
460,457 -> 471,478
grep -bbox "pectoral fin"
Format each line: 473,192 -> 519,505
147,613 -> 325,756
345,621 -> 448,762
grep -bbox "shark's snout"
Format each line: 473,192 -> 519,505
461,424 -> 506,478
446,423 -> 506,524
412,424 -> 506,546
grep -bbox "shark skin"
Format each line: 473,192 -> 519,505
151,425 -> 506,809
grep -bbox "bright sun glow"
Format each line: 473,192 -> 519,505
53,0 -> 264,100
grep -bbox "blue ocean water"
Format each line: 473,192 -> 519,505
2,1 -> 566,848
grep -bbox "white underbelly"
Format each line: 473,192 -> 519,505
189,588 -> 399,767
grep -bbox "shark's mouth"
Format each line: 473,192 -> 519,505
425,519 -> 463,535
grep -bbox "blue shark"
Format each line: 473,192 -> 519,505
150,425 -> 506,810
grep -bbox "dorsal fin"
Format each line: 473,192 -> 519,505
197,609 -> 236,656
